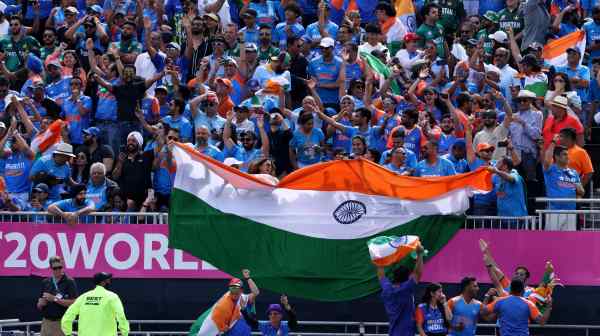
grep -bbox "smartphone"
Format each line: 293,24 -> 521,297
440,93 -> 449,99
497,140 -> 508,147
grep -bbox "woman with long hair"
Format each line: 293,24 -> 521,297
415,283 -> 452,336
350,135 -> 367,158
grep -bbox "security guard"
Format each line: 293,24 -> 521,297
61,272 -> 130,336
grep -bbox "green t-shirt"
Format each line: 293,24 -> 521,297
423,0 -> 466,33
476,29 -> 494,55
40,46 -> 57,61
416,23 -> 446,58
0,36 -> 41,72
111,39 -> 142,55
258,46 -> 280,63
498,6 -> 524,35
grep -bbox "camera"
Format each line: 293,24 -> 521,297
497,140 -> 508,147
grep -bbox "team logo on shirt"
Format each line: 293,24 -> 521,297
333,200 -> 367,224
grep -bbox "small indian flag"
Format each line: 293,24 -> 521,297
360,52 -> 402,95
31,120 -> 64,158
543,30 -> 586,67
169,144 -> 493,301
368,235 -> 422,266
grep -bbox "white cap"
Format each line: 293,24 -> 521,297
489,31 -> 508,43
224,157 -> 243,167
319,37 -> 335,48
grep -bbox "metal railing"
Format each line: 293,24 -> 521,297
464,215 -> 540,230
0,211 -> 168,225
3,320 -> 600,336
535,198 -> 600,231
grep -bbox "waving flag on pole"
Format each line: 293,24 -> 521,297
360,51 -> 403,95
169,144 -> 493,301
543,30 -> 586,67
394,0 -> 416,32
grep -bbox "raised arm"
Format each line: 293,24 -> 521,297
543,135 -> 558,171
256,117 -> 269,157
242,269 -> 260,303
465,117 -> 476,164
223,110 -> 236,150
411,243 -> 425,283
145,71 -> 165,89
92,73 -> 114,92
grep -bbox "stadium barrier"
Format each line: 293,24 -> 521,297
0,211 -> 168,225
3,320 -> 600,336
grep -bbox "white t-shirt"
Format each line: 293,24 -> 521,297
395,49 -> 423,76
134,51 -> 166,96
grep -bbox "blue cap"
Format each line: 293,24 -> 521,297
266,304 -> 283,315
5,5 -> 20,15
83,126 -> 101,137
26,54 -> 43,74
453,139 -> 466,149
247,79 -> 260,91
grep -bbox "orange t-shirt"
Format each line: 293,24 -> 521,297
218,96 -> 235,118
568,145 -> 594,177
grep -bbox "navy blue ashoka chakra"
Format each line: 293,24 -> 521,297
333,200 -> 367,224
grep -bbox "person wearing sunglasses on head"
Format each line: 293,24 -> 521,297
37,255 -> 78,336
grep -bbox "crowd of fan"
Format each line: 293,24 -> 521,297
0,0 -> 596,228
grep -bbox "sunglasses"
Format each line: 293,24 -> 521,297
52,265 -> 63,270
259,33 -> 270,36
240,137 -> 253,142
167,136 -> 179,141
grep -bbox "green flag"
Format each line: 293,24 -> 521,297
359,51 -> 402,95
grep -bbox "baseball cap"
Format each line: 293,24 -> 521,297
216,77 -> 232,89
403,32 -> 419,43
83,126 -> 101,137
266,304 -> 283,315
203,13 -> 219,22
320,37 -> 335,48
476,143 -> 495,153
33,183 -> 49,193
166,42 -> 181,51
65,6 -> 79,14
566,47 -> 581,55
245,42 -> 258,52
488,30 -> 508,43
155,85 -> 168,94
228,278 -> 243,288
93,272 -> 113,285
482,10 -> 499,23
224,157 -> 243,167
243,9 -> 257,17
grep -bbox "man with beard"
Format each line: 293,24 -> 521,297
79,127 -> 114,174
438,114 -> 459,155
93,64 -> 165,149
111,131 -> 153,210
189,92 -> 226,142
0,15 -> 40,73
61,77 -> 92,147
442,139 -> 469,173
584,6 -> 600,67
256,25 -> 280,64
193,125 -> 224,162
110,20 -> 142,64
472,98 -> 513,161
447,277 -> 494,336
183,14 -> 212,81
490,47 -> 519,105
223,111 -> 269,171
466,116 -> 498,215
274,3 -> 305,50
61,272 -> 130,336
48,184 -> 96,225
161,97 -> 193,142
414,140 -> 456,177
39,28 -> 58,61
203,35 -> 228,78
387,109 -> 426,160
308,37 -> 345,110
85,162 -> 118,210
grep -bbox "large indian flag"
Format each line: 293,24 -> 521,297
543,30 -> 586,67
169,144 -> 492,301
